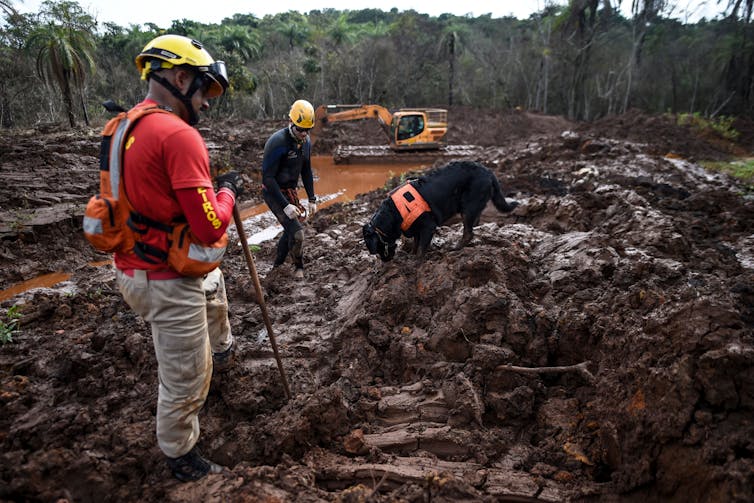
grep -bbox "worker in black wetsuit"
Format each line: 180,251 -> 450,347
261,99 -> 317,279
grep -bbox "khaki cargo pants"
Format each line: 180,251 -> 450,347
116,267 -> 233,458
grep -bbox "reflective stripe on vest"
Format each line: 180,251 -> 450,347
188,242 -> 227,263
108,115 -> 134,199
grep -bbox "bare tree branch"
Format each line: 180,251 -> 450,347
495,361 -> 596,383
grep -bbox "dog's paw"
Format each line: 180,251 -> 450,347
507,200 -> 520,211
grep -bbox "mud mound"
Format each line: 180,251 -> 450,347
1,109 -> 753,502
582,108 -> 735,161
448,107 -> 576,146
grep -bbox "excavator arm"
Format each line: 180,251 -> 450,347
312,104 -> 394,145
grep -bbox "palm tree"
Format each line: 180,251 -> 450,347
0,0 -> 17,16
202,25 -> 261,104
327,13 -> 358,46
437,22 -> 470,106
273,12 -> 311,50
214,25 -> 262,62
26,0 -> 96,127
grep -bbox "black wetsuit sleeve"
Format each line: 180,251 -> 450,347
301,140 -> 315,201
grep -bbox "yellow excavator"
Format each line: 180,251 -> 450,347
312,104 -> 448,151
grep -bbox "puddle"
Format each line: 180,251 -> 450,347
0,272 -> 71,302
0,156 -> 422,301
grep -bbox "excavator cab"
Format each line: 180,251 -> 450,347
390,109 -> 447,150
394,114 -> 425,141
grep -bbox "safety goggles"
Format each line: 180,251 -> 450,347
199,61 -> 229,98
292,124 -> 312,133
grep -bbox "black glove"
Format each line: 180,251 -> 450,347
216,171 -> 244,198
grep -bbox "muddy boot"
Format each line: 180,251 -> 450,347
293,262 -> 304,279
166,446 -> 224,482
293,257 -> 304,279
212,339 -> 234,373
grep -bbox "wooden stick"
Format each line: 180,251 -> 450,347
494,361 -> 595,383
233,205 -> 292,400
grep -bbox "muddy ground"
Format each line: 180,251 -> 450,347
0,107 -> 753,502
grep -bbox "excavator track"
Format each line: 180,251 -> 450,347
332,144 -> 486,164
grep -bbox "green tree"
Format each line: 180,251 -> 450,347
96,23 -> 159,112
555,0 -> 611,119
272,12 -> 310,50
215,24 -> 261,62
720,0 -> 754,115
621,0 -> 668,111
200,24 -> 260,119
169,19 -> 205,37
349,19 -> 392,103
327,12 -> 359,46
26,0 -> 96,127
0,1 -> 33,126
437,22 -> 471,106
309,11 -> 361,102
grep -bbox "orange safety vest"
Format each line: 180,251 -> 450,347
389,182 -> 431,231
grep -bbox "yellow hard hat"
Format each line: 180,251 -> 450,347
135,34 -> 228,98
289,99 -> 315,129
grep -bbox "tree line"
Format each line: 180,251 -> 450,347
0,0 -> 752,129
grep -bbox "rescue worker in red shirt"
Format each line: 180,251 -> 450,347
114,34 -> 243,482
261,99 -> 317,279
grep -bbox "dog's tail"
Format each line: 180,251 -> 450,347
491,175 -> 518,212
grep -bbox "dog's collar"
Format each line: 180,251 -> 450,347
370,204 -> 397,239
370,221 -> 392,255
367,210 -> 395,258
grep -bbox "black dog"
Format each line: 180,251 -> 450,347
363,160 -> 518,261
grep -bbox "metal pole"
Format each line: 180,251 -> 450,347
232,205 -> 292,400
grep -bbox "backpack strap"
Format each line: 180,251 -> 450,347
99,106 -> 173,261
102,106 -> 171,204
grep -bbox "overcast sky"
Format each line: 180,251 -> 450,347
15,0 -> 725,27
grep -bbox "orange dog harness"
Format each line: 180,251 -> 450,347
389,182 -> 431,231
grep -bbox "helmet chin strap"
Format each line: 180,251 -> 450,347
288,124 -> 305,145
149,72 -> 203,125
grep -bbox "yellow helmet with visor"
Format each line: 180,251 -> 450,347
135,34 -> 228,99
